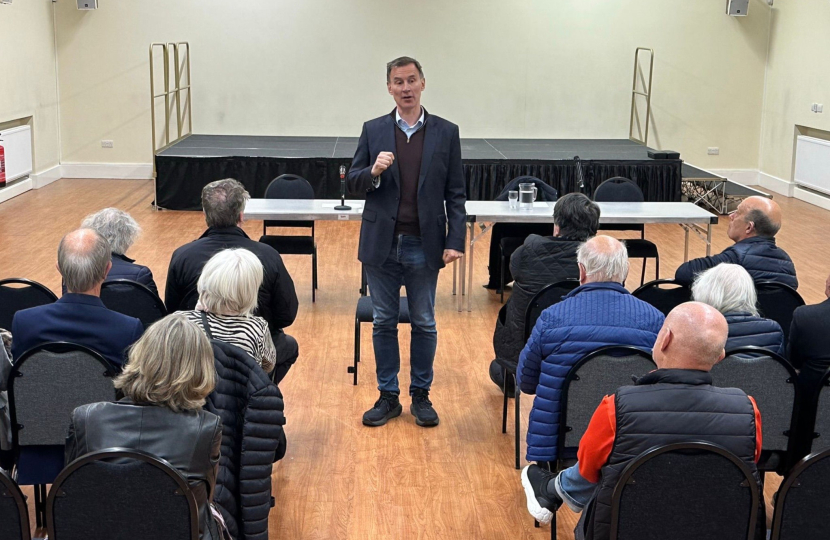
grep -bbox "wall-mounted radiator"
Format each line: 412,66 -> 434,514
0,125 -> 33,183
794,135 -> 830,196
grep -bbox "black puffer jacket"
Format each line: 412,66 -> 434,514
724,312 -> 785,357
493,235 -> 581,364
204,340 -> 286,540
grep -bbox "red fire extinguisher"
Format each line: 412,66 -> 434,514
0,140 -> 6,188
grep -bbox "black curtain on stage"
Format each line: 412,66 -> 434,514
155,156 -> 681,211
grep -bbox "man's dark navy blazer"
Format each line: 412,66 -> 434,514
346,109 -> 467,270
11,293 -> 143,368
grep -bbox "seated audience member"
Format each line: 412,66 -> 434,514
490,193 -> 600,394
517,236 -> 665,464
788,272 -> 830,458
675,196 -> 797,289
66,314 -> 224,540
692,263 -> 784,356
0,337 -> 11,469
165,179 -> 299,384
79,207 -> 158,293
521,303 -> 762,540
11,229 -> 143,369
183,248 -> 277,374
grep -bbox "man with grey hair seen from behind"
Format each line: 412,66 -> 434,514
516,235 -> 665,465
11,228 -> 144,369
80,207 -> 157,293
165,178 -> 299,384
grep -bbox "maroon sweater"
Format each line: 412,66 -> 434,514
394,124 -> 425,237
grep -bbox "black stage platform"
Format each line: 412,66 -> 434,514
155,135 -> 683,210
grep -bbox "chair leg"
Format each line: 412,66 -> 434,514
551,509 -> 557,540
351,317 -> 360,386
515,375 -> 521,470
502,375 -> 509,434
313,245 -> 318,290
640,258 -> 646,287
655,255 -> 660,281
34,484 -> 44,527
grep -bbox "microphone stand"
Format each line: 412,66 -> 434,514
334,165 -> 352,210
574,156 -> 586,194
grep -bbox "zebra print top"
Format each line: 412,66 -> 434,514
184,310 -> 277,373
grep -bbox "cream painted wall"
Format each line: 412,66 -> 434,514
759,0 -> 830,182
0,0 -> 61,174
53,0 -> 771,170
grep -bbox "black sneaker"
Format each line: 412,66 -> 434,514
362,391 -> 403,426
489,359 -> 515,398
410,388 -> 439,427
521,465 -> 563,524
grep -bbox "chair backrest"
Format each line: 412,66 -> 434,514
0,278 -> 58,331
632,278 -> 692,316
264,174 -> 315,230
523,279 -> 581,341
811,370 -> 830,455
0,468 -> 30,540
711,347 -> 797,456
9,343 -> 116,448
755,281 -> 805,344
593,176 -> 645,203
770,447 -> 830,540
100,279 -> 167,330
610,442 -> 759,540
560,346 -> 655,452
47,448 -> 199,540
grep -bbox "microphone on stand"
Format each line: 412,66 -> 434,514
574,156 -> 586,193
334,165 -> 352,210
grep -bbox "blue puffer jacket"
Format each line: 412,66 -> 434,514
724,312 -> 785,357
516,282 -> 664,462
675,236 -> 797,289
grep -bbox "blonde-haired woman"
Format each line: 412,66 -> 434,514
66,313 -> 224,540
184,248 -> 277,373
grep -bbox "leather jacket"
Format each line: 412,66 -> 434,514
66,399 -> 223,540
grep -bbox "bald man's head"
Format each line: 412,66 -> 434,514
58,228 -> 111,293
652,302 -> 729,371
728,196 -> 782,242
577,235 -> 629,284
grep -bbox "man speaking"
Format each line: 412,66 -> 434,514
347,56 -> 466,428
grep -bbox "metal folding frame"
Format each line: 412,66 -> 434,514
629,47 -> 654,146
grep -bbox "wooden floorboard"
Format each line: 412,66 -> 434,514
2,178 -> 828,539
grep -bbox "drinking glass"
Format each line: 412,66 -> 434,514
508,190 -> 519,209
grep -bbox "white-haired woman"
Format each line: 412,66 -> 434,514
81,207 -> 158,293
692,263 -> 785,356
183,248 -> 276,373
66,314 -> 224,540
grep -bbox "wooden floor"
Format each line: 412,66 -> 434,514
2,178 -> 829,539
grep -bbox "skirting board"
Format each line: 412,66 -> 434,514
31,165 -> 63,189
0,177 -> 34,205
757,172 -> 796,198
708,169 -> 761,187
61,163 -> 153,180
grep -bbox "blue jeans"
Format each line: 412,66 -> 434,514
364,235 -> 440,395
554,464 -> 597,512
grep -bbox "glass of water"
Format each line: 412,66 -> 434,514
508,190 -> 519,209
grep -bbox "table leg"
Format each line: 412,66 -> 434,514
684,227 -> 690,262
706,224 -> 712,256
467,228 -> 475,312
458,226 -> 468,312
452,259 -> 457,296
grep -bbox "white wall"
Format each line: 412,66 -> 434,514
759,0 -> 830,187
53,0 -> 771,171
0,0 -> 61,177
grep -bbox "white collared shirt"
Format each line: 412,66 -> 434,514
395,107 -> 425,142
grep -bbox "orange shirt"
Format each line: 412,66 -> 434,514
576,394 -> 763,484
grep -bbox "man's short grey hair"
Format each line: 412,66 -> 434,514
746,208 -> 780,238
691,263 -> 759,316
202,179 -> 250,229
58,229 -> 111,293
577,236 -> 629,283
387,56 -> 424,82
197,248 -> 263,316
81,208 -> 141,256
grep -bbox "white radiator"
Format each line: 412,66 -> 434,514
794,135 -> 830,196
0,125 -> 33,182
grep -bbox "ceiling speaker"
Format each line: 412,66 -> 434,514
77,0 -> 98,9
727,0 -> 749,16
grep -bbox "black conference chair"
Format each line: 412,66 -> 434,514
498,236 -> 526,303
632,278 -> 692,316
0,468 -> 30,540
770,447 -> 830,540
809,370 -> 830,455
258,174 -> 318,302
47,448 -> 199,540
349,296 -> 410,386
0,278 -> 57,331
8,342 -> 117,527
609,442 -> 759,540
755,281 -> 805,345
712,347 -> 798,474
100,279 -> 167,330
500,279 -> 579,469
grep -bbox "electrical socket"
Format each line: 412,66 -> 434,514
707,147 -> 720,156
101,140 -> 114,148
